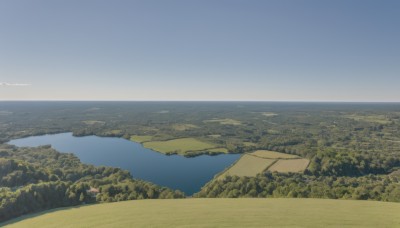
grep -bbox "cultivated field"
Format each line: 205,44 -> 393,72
217,155 -> 275,179
268,159 -> 310,173
261,112 -> 278,117
204,118 -> 242,125
82,120 -> 105,125
142,138 -> 217,155
3,198 -> 400,228
218,151 -> 309,179
249,150 -> 299,159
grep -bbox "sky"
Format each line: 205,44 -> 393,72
0,0 -> 399,102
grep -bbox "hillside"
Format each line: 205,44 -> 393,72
3,198 -> 400,227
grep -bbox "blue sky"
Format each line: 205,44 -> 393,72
0,0 -> 399,101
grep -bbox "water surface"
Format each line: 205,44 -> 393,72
9,133 -> 239,195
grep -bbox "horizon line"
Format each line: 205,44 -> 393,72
1,99 -> 400,103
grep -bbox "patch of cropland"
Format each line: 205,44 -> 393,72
2,198 -> 400,228
268,159 -> 310,173
204,118 -> 242,125
217,150 -> 309,179
217,154 -> 275,180
142,137 -> 222,156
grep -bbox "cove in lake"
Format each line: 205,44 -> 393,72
8,133 -> 240,195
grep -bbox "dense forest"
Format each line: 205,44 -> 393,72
1,102 -> 400,222
0,144 -> 184,222
195,172 -> 400,201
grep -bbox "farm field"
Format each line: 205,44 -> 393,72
218,151 -> 310,179
3,198 -> 400,228
142,138 -> 217,155
268,159 -> 310,173
204,118 -> 242,125
249,150 -> 299,159
217,154 -> 275,179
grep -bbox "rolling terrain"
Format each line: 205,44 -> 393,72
2,198 -> 400,227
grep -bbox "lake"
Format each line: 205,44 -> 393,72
8,133 -> 240,195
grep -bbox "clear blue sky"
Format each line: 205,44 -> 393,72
1,0 -> 399,101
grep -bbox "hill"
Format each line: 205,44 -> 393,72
2,198 -> 400,227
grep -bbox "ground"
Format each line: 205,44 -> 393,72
142,137 -> 218,155
217,151 -> 310,179
3,198 -> 400,228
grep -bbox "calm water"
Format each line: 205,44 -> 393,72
8,133 -> 239,195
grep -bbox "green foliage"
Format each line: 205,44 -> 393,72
0,145 -> 184,223
195,172 -> 400,202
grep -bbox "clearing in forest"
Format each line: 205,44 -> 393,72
143,138 -> 217,155
261,112 -> 278,117
249,150 -> 299,159
204,118 -> 242,125
217,151 -> 309,179
82,120 -> 105,125
217,155 -> 275,179
267,159 -> 310,173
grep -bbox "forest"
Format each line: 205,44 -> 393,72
0,144 -> 184,222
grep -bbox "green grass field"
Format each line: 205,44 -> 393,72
3,198 -> 400,227
142,138 -> 217,155
249,150 -> 300,159
218,151 -> 309,179
204,118 -> 242,125
268,158 -> 310,173
218,154 -> 276,179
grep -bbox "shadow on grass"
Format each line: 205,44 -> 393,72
0,204 -> 95,227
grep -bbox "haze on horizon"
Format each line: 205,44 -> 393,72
1,0 -> 399,102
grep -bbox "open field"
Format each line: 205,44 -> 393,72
3,198 -> 400,228
204,118 -> 242,125
82,120 -> 105,125
142,138 -> 217,155
268,159 -> 310,173
261,112 -> 278,117
129,135 -> 153,143
218,154 -> 275,179
218,151 -> 309,179
249,150 -> 299,159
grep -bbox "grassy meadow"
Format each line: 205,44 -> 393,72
218,151 -> 310,179
3,198 -> 400,228
218,155 -> 276,179
204,118 -> 242,125
249,150 -> 300,159
268,158 -> 310,173
142,137 -> 217,155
